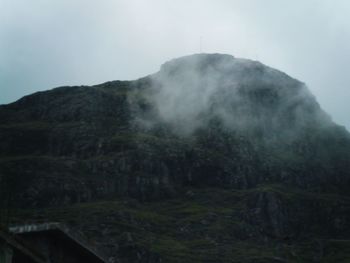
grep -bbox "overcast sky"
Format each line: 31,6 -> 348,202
0,0 -> 349,129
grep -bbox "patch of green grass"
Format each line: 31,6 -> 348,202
10,186 -> 350,262
0,121 -> 51,130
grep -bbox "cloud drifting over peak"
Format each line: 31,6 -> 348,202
0,0 -> 349,129
130,54 -> 331,137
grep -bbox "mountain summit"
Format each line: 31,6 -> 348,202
141,54 -> 331,135
1,54 -> 350,262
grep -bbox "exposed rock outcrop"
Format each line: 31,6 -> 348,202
1,54 -> 350,262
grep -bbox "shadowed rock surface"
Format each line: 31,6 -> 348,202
1,54 -> 350,262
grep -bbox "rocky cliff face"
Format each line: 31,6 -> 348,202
1,54 -> 350,262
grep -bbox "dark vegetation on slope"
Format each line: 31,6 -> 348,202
1,54 -> 350,262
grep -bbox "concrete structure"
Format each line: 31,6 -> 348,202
0,228 -> 45,263
0,223 -> 106,263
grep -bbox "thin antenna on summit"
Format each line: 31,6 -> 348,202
255,53 -> 259,61
200,36 -> 203,53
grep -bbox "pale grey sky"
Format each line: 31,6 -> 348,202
0,0 -> 349,129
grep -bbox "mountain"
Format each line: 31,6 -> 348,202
1,54 -> 350,262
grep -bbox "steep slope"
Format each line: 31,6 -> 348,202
1,54 -> 350,262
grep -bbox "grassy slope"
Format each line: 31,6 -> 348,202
10,185 -> 350,263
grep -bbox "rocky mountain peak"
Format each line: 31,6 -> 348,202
1,54 -> 350,262
134,54 -> 331,136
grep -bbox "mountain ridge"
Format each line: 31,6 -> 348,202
1,53 -> 350,262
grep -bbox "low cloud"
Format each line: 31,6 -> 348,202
130,54 -> 332,137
